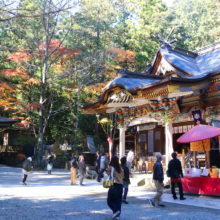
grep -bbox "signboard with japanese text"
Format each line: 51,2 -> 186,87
190,139 -> 210,151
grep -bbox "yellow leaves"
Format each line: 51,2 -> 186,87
24,78 -> 40,85
52,64 -> 65,74
85,82 -> 110,102
99,117 -> 112,124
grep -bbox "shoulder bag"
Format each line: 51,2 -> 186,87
103,166 -> 114,189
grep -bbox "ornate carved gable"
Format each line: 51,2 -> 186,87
151,52 -> 188,78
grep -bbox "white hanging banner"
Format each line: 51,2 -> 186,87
179,126 -> 183,133
183,126 -> 187,133
174,127 -> 178,134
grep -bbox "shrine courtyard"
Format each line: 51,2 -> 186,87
0,165 -> 220,220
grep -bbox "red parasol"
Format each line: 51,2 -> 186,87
177,124 -> 220,143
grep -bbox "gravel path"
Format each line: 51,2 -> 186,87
1,192 -> 220,220
1,165 -> 220,220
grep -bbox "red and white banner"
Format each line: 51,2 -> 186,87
107,137 -> 113,161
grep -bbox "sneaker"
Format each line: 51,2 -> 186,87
122,200 -> 129,204
80,184 -> 85,186
112,211 -> 120,219
158,204 -> 166,207
173,196 -> 178,200
180,197 -> 186,200
149,199 -> 155,207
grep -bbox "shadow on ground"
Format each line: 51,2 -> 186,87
1,192 -> 220,220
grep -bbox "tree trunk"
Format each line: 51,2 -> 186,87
74,81 -> 81,152
37,13 -> 49,161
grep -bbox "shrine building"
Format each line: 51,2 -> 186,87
81,40 -> 220,170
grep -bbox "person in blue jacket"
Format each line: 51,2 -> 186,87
149,153 -> 166,207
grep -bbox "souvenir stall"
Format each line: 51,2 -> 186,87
178,124 -> 220,196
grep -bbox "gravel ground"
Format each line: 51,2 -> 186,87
1,192 -> 220,220
1,165 -> 220,220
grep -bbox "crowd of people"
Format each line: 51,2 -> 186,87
21,149 -> 185,219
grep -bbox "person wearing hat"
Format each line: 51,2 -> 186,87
70,153 -> 77,185
97,153 -> 109,182
22,157 -> 32,185
149,153 -> 166,207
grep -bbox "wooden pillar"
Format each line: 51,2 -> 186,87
206,151 -> 210,168
182,148 -> 185,169
165,123 -> 173,167
134,134 -> 137,171
119,128 -> 125,159
193,151 -> 196,168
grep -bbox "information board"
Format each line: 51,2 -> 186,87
190,139 -> 210,151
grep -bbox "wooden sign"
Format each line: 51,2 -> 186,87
190,139 -> 210,151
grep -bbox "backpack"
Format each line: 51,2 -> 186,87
23,160 -> 31,172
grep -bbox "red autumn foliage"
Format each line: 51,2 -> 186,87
0,82 -> 14,91
38,39 -> 82,59
1,69 -> 29,79
17,153 -> 26,161
5,50 -> 32,62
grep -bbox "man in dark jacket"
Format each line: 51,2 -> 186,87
149,153 -> 166,207
97,153 -> 109,182
95,151 -> 101,175
168,152 -> 186,200
71,153 -> 77,185
121,156 -> 130,204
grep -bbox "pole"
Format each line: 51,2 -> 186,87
202,140 -> 208,168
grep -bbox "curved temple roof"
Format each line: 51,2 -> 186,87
82,40 -> 220,113
158,41 -> 220,78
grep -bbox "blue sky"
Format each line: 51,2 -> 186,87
164,0 -> 173,7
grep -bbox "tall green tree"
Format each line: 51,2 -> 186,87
163,0 -> 220,50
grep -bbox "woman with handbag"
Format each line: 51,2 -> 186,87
107,156 -> 124,220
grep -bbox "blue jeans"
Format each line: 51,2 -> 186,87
107,183 -> 123,215
97,168 -> 106,182
95,165 -> 100,175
